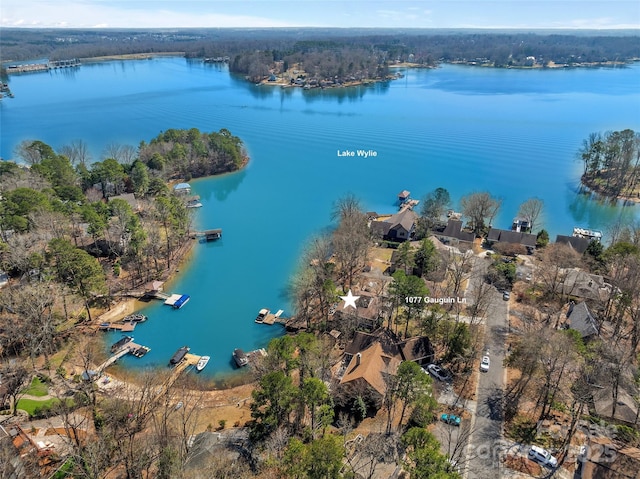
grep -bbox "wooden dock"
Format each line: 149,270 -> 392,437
100,321 -> 136,332
96,341 -> 151,373
261,309 -> 287,325
399,199 -> 420,212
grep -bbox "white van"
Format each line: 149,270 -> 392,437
528,445 -> 557,468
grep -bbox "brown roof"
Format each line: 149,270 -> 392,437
581,442 -> 640,479
397,337 -> 434,363
340,342 -> 401,396
345,329 -> 400,357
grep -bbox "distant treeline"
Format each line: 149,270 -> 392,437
2,29 -> 639,72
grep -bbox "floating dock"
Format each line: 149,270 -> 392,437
192,229 -> 222,241
164,294 -> 190,308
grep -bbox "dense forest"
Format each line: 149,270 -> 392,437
2,29 -> 640,83
579,129 -> 640,199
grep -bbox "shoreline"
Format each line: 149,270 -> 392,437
79,52 -> 186,63
580,175 -> 640,205
90,156 -> 252,390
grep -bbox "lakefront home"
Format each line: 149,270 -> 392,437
370,209 -> 418,242
486,228 -> 537,252
433,219 -> 475,246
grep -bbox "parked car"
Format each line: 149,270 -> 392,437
426,364 -> 451,382
480,356 -> 490,372
440,413 -> 461,426
528,445 -> 557,468
502,291 -> 511,301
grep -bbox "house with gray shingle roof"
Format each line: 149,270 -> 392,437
486,228 -> 537,252
370,209 -> 417,242
556,235 -> 591,254
565,301 -> 599,340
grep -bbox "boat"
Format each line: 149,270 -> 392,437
123,313 -> 147,322
572,227 -> 603,241
170,346 -> 190,365
255,308 -> 269,323
110,336 -> 133,353
233,348 -> 249,367
186,200 -> 203,208
131,346 -> 151,358
196,355 -> 210,371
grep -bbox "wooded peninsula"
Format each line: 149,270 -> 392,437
579,129 -> 640,201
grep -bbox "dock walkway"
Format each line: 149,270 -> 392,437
96,341 -> 151,373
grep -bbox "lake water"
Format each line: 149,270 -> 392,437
2,58 -> 639,381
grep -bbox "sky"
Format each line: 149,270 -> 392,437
1,0 -> 639,30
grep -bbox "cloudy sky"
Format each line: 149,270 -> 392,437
1,0 -> 639,29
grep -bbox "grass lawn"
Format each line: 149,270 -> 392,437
22,376 -> 49,397
16,398 -> 59,416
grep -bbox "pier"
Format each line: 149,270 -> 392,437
96,341 -> 152,373
261,309 -> 287,325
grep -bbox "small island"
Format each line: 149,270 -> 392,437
578,129 -> 640,202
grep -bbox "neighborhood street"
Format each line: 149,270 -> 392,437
465,255 -> 510,479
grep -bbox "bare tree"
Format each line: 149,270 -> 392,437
460,191 -> 502,236
331,194 -> 371,291
517,197 -> 544,233
534,243 -> 581,299
60,139 -> 92,167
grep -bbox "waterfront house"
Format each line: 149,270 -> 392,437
335,291 -> 384,331
340,329 -> 434,408
555,235 -> 591,255
370,209 -> 418,242
486,228 -> 537,252
344,329 -> 434,367
433,219 -> 475,246
339,342 -> 401,408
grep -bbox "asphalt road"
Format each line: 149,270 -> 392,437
466,257 -> 510,479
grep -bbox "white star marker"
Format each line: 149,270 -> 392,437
340,289 -> 360,309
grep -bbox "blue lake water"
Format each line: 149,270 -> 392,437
2,58 -> 639,381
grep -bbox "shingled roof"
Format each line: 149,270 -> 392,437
487,228 -> 537,248
566,301 -> 599,338
556,235 -> 591,254
340,342 -> 401,397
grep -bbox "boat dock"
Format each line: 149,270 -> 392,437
97,341 -> 152,373
261,309 -> 287,325
399,198 -> 419,212
100,321 -> 136,332
192,229 -> 222,241
164,294 -> 190,308
247,348 -> 268,363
